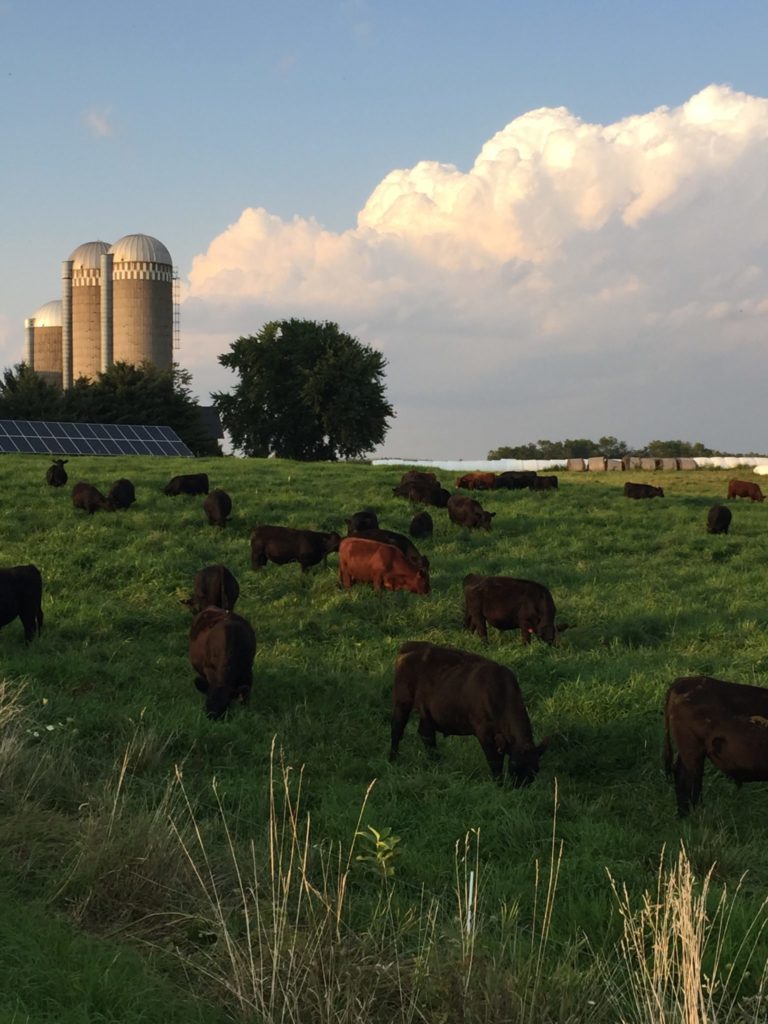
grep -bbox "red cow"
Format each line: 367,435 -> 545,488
338,538 -> 429,595
727,479 -> 764,502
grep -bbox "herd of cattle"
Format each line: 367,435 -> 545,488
1,459 -> 767,817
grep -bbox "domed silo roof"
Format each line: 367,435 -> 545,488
69,240 -> 111,269
110,234 -> 172,265
31,300 -> 63,327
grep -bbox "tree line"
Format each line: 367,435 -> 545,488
0,362 -> 219,456
486,437 -> 753,460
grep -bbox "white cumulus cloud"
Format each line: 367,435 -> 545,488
184,85 -> 768,458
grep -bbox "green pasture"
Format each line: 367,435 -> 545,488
1,456 -> 768,1022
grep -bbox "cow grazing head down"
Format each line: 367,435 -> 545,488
46,459 -> 69,487
189,607 -> 256,720
0,564 -> 44,643
390,641 -> 546,785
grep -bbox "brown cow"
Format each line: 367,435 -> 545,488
72,482 -> 113,514
727,479 -> 764,502
447,494 -> 495,530
347,528 -> 428,570
0,564 -> 44,644
338,538 -> 429,594
393,478 -> 449,507
203,489 -> 232,527
463,574 -> 558,644
189,607 -> 256,719
250,525 -> 341,572
456,472 -> 497,490
390,641 -> 547,784
183,565 -> 240,614
164,473 -> 210,496
663,676 -> 768,816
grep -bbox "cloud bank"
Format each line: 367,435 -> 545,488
183,85 -> 768,457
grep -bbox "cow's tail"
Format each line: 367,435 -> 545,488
662,687 -> 675,777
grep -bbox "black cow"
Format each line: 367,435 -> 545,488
189,607 -> 256,719
495,471 -> 536,491
409,511 -> 433,539
46,459 -> 68,487
463,574 -> 558,644
0,565 -> 43,644
624,482 -> 664,499
349,528 -> 429,570
664,676 -> 768,816
107,478 -> 136,510
447,494 -> 495,530
72,482 -> 112,514
203,489 -> 232,528
346,510 -> 379,533
164,473 -> 210,496
532,475 -> 558,491
250,525 -> 341,572
390,641 -> 547,784
183,565 -> 240,614
706,505 -> 732,535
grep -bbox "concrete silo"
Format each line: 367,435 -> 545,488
67,240 -> 111,382
24,300 -> 63,385
110,234 -> 173,369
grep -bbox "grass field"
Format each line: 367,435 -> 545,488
2,455 -> 768,1022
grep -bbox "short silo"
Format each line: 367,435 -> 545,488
28,300 -> 63,385
70,240 -> 111,381
110,234 -> 173,369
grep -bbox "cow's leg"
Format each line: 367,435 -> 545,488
36,606 -> 44,636
520,625 -> 533,645
251,549 -> 267,570
674,753 -> 705,817
389,702 -> 412,761
193,675 -> 208,694
417,716 -> 438,757
478,734 -> 505,784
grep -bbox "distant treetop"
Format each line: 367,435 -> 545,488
486,437 -> 739,460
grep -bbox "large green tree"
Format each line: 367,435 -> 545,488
214,319 -> 394,459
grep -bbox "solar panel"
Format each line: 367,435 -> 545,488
0,420 -> 193,457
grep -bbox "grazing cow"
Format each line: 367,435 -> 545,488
495,471 -> 536,491
663,676 -> 768,816
203,489 -> 232,528
0,564 -> 43,644
727,479 -> 764,502
623,482 -> 664,499
46,459 -> 68,487
456,472 -> 497,491
250,525 -> 341,572
183,564 -> 240,614
409,511 -> 433,540
164,473 -> 210,496
345,510 -> 379,533
338,538 -> 430,594
390,641 -> 547,784
189,607 -> 256,720
107,478 -> 136,510
463,574 -> 558,644
447,494 -> 495,530
393,478 -> 448,507
348,528 -> 429,570
72,482 -> 112,514
399,470 -> 437,486
706,505 -> 732,535
532,475 -> 559,491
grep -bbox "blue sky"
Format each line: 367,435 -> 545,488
2,1 -> 768,456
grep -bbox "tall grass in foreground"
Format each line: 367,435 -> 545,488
606,849 -> 768,1024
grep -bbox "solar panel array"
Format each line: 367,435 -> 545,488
0,420 -> 193,457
